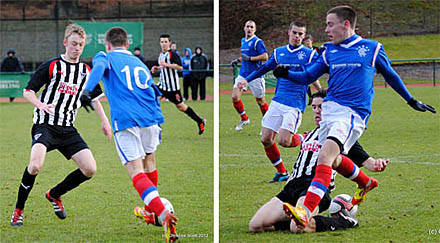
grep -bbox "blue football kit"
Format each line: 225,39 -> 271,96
286,34 -> 412,123
239,35 -> 268,78
246,44 -> 318,112
84,49 -> 164,132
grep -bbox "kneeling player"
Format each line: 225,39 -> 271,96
249,90 -> 388,233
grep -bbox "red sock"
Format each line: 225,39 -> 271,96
289,134 -> 302,147
233,100 -> 248,121
303,164 -> 332,213
132,173 -> 165,216
264,143 -> 286,173
145,170 -> 158,187
336,155 -> 370,187
259,103 -> 269,116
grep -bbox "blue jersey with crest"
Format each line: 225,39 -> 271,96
287,34 -> 412,123
246,44 -> 317,112
85,49 -> 164,132
239,35 -> 268,78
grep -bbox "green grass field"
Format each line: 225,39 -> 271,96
219,86 -> 440,242
0,78 -> 213,242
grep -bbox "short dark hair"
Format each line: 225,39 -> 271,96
304,35 -> 313,42
312,89 -> 327,100
134,47 -> 141,51
105,27 -> 127,47
327,5 -> 357,29
290,21 -> 306,30
160,34 -> 170,41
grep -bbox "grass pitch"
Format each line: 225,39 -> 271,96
220,86 -> 440,242
0,79 -> 213,242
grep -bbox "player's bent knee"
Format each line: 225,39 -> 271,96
82,166 -> 96,178
27,163 -> 42,175
261,137 -> 273,147
278,137 -> 291,147
249,219 -> 264,233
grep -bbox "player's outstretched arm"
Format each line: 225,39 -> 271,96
92,99 -> 112,141
245,55 -> 277,83
375,45 -> 436,113
242,52 -> 268,62
407,98 -> 436,113
81,56 -> 107,113
273,61 -> 326,85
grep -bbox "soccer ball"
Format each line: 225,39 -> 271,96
328,194 -> 358,217
161,197 -> 174,214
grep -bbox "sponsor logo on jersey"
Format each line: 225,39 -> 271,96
57,81 -> 78,95
330,50 -> 338,53
356,45 -> 370,57
331,63 -> 362,69
34,133 -> 42,140
301,141 -> 320,153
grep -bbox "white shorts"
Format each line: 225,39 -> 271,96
318,101 -> 365,153
114,125 -> 162,165
261,100 -> 302,134
234,75 -> 265,98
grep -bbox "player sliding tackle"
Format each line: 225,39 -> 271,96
80,27 -> 177,242
272,5 -> 436,229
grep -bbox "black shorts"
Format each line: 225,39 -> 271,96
31,123 -> 89,159
276,179 -> 331,214
159,88 -> 183,105
313,215 -> 358,232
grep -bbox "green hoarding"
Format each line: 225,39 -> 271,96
0,73 -> 32,97
75,22 -> 144,58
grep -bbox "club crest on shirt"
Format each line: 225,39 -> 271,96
297,51 -> 306,60
34,133 -> 42,141
356,45 -> 370,57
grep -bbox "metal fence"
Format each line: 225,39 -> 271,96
0,0 -> 213,67
220,0 -> 440,49
219,58 -> 440,87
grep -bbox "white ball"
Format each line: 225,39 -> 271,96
329,194 -> 358,217
161,197 -> 174,214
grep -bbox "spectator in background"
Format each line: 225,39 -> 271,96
181,48 -> 193,100
190,46 -> 209,101
171,43 -> 181,58
303,35 -> 319,52
1,48 -> 25,102
133,47 -> 146,64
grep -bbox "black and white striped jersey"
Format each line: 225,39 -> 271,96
25,55 -> 103,127
288,128 -> 337,192
287,127 -> 371,192
157,50 -> 182,91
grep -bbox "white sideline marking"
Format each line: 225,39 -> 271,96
220,153 -> 440,167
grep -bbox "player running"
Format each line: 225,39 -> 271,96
151,34 -> 206,135
239,21 -> 321,183
249,90 -> 389,233
80,27 -> 177,242
231,20 -> 269,131
10,24 -> 112,227
273,5 -> 436,228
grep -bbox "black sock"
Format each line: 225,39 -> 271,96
50,169 -> 90,199
184,106 -> 203,124
15,167 -> 37,210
